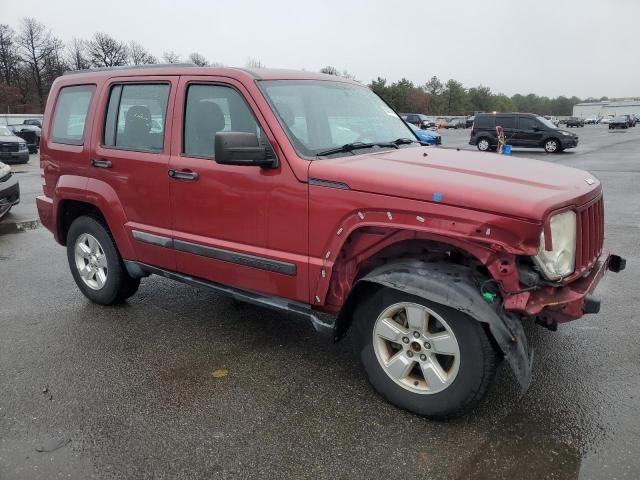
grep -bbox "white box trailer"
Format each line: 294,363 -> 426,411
573,100 -> 640,119
0,114 -> 44,126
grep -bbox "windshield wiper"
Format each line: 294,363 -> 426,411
316,142 -> 398,157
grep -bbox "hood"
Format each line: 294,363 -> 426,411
0,134 -> 26,144
308,147 -> 600,221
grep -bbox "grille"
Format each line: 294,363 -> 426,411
575,196 -> 604,273
0,143 -> 19,152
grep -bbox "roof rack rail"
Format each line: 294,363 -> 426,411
63,63 -> 197,76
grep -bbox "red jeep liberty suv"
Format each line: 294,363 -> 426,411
37,66 -> 625,418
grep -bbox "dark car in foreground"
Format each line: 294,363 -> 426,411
609,116 -> 629,129
7,124 -> 40,153
0,161 -> 20,219
0,125 -> 30,163
470,112 -> 579,153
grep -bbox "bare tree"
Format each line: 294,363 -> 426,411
320,66 -> 338,75
66,37 -> 90,71
41,36 -> 67,89
129,41 -> 156,65
16,17 -> 57,110
245,58 -> 265,68
162,51 -> 181,64
87,32 -> 128,68
188,52 -> 208,67
0,25 -> 19,85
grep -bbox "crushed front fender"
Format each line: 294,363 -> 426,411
356,259 -> 533,392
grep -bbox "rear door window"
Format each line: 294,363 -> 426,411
103,83 -> 170,152
51,85 -> 95,145
475,115 -> 495,129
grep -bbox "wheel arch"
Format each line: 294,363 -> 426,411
55,178 -> 135,259
339,259 -> 533,392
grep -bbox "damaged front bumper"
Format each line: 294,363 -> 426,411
504,250 -> 626,323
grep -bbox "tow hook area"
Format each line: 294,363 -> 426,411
583,295 -> 601,314
535,317 -> 558,332
608,254 -> 626,273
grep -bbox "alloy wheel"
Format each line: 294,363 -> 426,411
372,302 -> 461,394
74,233 -> 108,290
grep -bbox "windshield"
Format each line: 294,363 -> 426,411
0,126 -> 13,136
537,116 -> 558,129
260,80 -> 417,158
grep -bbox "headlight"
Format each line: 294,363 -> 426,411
0,163 -> 10,178
18,143 -> 28,151
533,210 -> 576,280
560,131 -> 572,136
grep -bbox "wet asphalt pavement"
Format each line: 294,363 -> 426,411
1,124 -> 639,479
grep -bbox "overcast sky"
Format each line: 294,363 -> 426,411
2,0 -> 639,98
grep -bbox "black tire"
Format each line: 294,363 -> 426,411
476,137 -> 491,152
544,138 -> 561,153
352,287 -> 497,418
66,215 -> 140,305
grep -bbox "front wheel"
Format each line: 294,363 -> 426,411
544,138 -> 560,153
66,216 -> 140,305
352,288 -> 497,418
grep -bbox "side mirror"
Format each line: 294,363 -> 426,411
214,131 -> 277,168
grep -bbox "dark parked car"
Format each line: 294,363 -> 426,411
446,118 -> 466,129
0,160 -> 20,219
400,113 -> 435,129
469,112 -> 578,153
0,125 -> 30,163
565,117 -> 584,128
609,116 -> 629,129
7,124 -> 40,153
23,118 -> 42,127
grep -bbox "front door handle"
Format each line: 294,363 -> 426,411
168,169 -> 199,181
91,159 -> 112,168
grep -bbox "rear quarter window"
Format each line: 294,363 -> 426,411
51,85 -> 95,145
475,115 -> 495,129
496,115 -> 516,129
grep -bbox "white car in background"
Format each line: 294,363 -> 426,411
599,116 -> 613,124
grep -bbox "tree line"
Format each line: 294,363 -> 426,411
0,18 -> 224,113
364,76 -> 596,117
1,17 -> 600,116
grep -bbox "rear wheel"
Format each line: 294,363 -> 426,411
66,216 -> 140,305
544,138 -> 560,153
352,287 -> 497,418
476,137 -> 491,152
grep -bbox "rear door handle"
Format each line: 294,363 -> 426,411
91,159 -> 112,168
168,169 -> 199,181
